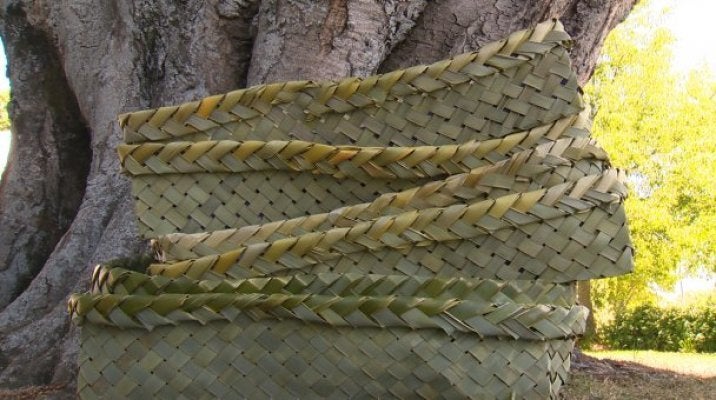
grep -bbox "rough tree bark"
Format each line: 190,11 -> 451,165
0,0 -> 635,397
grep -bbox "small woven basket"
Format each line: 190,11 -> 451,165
70,19 -> 634,399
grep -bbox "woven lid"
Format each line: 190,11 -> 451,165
118,20 -> 581,148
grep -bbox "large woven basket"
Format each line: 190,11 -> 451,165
118,19 -> 585,237
71,20 -> 633,399
71,265 -> 585,399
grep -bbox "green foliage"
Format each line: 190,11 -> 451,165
601,305 -> 716,353
0,89 -> 9,130
584,1 -> 716,314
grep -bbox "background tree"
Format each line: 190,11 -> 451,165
584,2 -> 716,317
0,0 -> 636,396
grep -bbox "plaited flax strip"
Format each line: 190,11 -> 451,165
90,266 -> 577,306
69,292 -> 587,339
117,115 -> 604,180
71,19 -> 634,400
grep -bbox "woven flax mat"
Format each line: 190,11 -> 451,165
71,20 -> 634,399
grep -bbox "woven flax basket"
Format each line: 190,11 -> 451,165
71,20 -> 633,399
71,265 -> 586,399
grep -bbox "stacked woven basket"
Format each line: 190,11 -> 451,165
69,20 -> 633,399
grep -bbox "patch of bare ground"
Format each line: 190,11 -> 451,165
563,352 -> 716,400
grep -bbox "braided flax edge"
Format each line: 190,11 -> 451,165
68,291 -> 587,340
117,113 -> 602,179
90,266 -> 577,306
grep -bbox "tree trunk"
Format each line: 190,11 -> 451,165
578,280 -> 598,345
0,0 -> 635,396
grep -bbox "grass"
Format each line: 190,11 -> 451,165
562,350 -> 716,400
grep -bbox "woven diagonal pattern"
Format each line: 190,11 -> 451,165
78,321 -> 574,400
71,19 -> 635,400
130,170 -> 430,235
